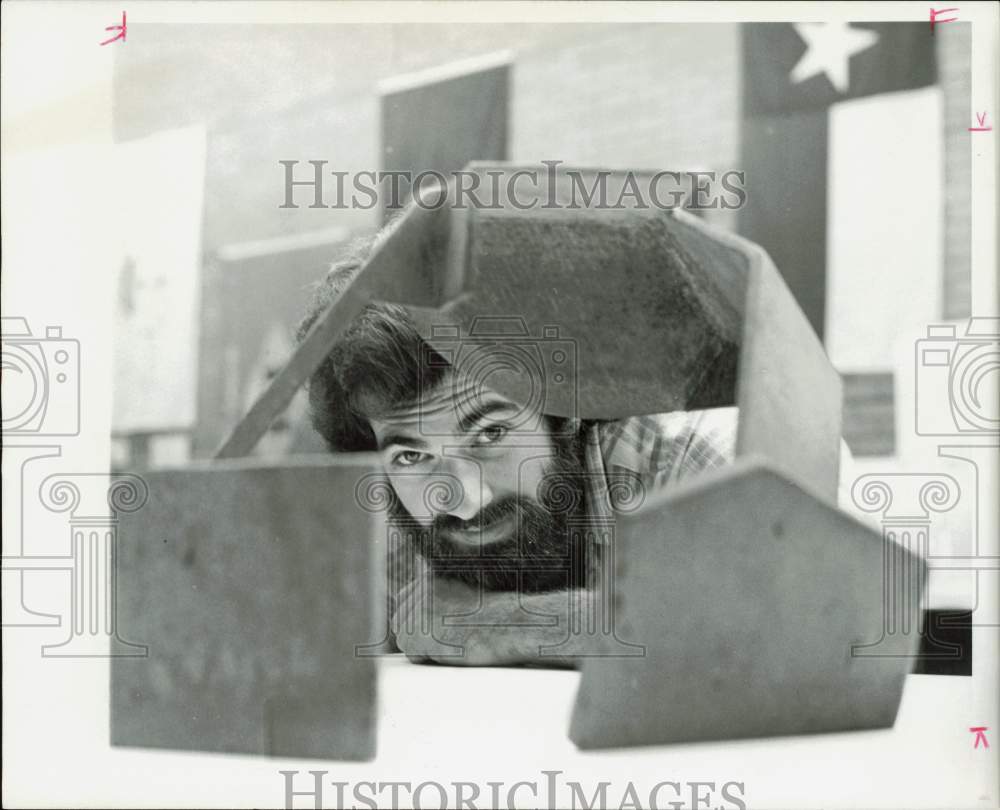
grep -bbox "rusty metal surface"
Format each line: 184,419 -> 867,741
217,165 -> 753,456
407,167 -> 749,419
569,459 -> 924,749
111,456 -> 382,760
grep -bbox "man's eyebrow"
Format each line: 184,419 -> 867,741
457,398 -> 520,434
376,433 -> 430,452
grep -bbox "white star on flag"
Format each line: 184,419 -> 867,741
789,23 -> 879,93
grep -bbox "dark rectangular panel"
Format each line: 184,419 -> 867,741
913,609 -> 972,676
842,372 -> 896,457
381,65 -> 508,214
194,241 -> 349,458
739,110 -> 828,339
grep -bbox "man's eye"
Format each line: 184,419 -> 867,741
474,423 -> 509,446
392,450 -> 427,467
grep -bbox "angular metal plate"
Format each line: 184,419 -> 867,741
570,460 -> 924,749
111,455 -> 382,760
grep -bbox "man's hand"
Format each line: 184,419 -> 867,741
390,573 -> 593,667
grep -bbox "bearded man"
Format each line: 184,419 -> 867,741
297,234 -> 762,668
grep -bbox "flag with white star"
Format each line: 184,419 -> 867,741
739,21 -> 944,459
744,22 -> 936,115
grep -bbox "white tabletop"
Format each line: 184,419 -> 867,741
4,632 -> 996,809
364,655 -> 995,809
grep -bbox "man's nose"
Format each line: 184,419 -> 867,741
437,457 -> 493,522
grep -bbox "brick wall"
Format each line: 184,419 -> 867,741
512,24 -> 739,170
118,22 -> 967,280
120,23 -> 744,254
938,22 -> 972,320
111,22 -> 971,458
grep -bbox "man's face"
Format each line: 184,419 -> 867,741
368,372 -> 586,592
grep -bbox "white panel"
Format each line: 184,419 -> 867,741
111,125 -> 206,432
826,86 -> 943,371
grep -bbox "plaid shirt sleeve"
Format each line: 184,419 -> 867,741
600,407 -> 738,485
581,407 -> 739,527
582,406 -> 860,527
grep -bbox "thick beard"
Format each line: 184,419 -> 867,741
388,432 -> 593,594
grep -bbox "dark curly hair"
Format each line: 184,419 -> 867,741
298,232 -> 596,602
295,232 -> 450,452
297,233 -> 588,457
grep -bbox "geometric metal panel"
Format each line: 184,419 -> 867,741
112,456 -> 381,760
570,461 -> 923,748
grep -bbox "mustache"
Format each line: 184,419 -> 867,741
385,433 -> 593,591
431,497 -> 522,536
